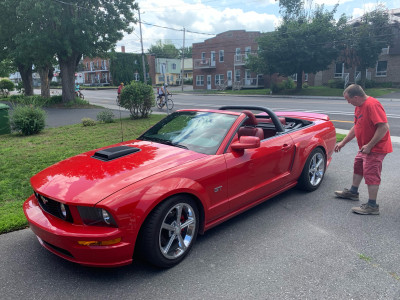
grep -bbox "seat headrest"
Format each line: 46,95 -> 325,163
242,110 -> 257,126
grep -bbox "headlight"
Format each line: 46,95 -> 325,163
60,203 -> 67,219
77,206 -> 117,227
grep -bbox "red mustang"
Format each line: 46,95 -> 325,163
24,106 -> 336,268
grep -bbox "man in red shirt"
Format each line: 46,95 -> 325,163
334,84 -> 392,215
117,82 -> 124,104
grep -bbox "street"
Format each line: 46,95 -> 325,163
79,89 -> 400,136
1,140 -> 399,299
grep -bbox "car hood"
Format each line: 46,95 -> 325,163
31,140 -> 206,205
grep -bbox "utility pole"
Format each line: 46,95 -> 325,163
138,8 -> 147,83
181,28 -> 185,92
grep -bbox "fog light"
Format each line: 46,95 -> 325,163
78,238 -> 121,246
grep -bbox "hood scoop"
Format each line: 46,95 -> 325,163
92,146 -> 141,162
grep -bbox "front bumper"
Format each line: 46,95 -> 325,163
23,195 -> 134,267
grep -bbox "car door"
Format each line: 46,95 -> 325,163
224,133 -> 295,212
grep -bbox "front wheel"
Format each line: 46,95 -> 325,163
297,148 -> 326,191
166,98 -> 174,110
138,195 -> 199,268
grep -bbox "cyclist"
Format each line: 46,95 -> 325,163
117,82 -> 124,104
157,83 -> 170,107
75,83 -> 83,98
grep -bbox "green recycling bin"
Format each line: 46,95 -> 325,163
0,103 -> 11,135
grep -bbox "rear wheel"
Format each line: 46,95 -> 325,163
138,195 -> 199,268
166,98 -> 174,110
298,148 -> 325,191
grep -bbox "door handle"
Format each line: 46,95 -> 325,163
281,144 -> 292,151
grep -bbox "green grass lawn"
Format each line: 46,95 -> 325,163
0,113 -> 345,234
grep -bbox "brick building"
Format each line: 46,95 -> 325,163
192,30 -> 264,90
81,57 -> 111,86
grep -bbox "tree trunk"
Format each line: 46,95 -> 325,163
17,63 -> 33,96
38,66 -> 51,98
58,53 -> 80,103
296,71 -> 303,90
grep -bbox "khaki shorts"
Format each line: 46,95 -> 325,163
354,152 -> 387,185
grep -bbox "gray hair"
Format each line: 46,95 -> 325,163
343,84 -> 366,98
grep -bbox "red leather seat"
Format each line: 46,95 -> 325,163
238,110 -> 264,140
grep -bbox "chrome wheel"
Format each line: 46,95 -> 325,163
308,151 -> 325,186
159,203 -> 196,260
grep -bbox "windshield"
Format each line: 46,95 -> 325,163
138,111 -> 238,154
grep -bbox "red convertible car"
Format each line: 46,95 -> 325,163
24,106 -> 336,268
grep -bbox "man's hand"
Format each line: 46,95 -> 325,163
334,141 -> 345,152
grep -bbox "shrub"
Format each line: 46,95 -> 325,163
81,118 -> 96,126
271,82 -> 284,94
0,79 -> 14,97
10,105 -> 46,135
120,81 -> 154,119
328,79 -> 344,89
302,82 -> 309,89
97,109 -> 115,123
283,78 -> 296,89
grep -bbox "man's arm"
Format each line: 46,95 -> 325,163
334,126 -> 356,152
360,122 -> 389,154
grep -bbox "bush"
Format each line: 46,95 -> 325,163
302,82 -> 309,89
271,82 -> 283,94
81,118 -> 96,126
120,81 -> 154,119
97,109 -> 115,123
283,78 -> 296,89
328,79 -> 344,89
49,81 -> 60,87
0,79 -> 14,97
10,105 -> 46,135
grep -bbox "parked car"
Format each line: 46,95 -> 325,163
23,106 -> 336,268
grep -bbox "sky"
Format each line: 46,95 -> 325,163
117,0 -> 399,53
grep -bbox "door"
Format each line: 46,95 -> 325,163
225,133 -> 295,212
227,71 -> 232,87
207,75 -> 212,90
245,69 -> 251,86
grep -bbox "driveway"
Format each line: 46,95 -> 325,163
1,140 -> 399,299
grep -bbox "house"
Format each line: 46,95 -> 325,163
314,8 -> 400,88
81,57 -> 111,86
147,55 -> 193,86
192,30 -> 264,90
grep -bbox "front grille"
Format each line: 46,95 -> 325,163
34,192 -> 73,223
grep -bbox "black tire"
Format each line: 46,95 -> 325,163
297,147 -> 326,192
156,97 -> 163,109
166,98 -> 174,110
138,195 -> 199,268
79,93 -> 84,100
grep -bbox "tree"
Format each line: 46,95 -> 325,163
0,59 -> 16,78
339,6 -> 395,87
1,0 -> 137,103
148,40 -> 180,58
251,4 -> 345,89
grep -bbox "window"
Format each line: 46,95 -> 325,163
304,73 -> 308,82
290,73 -> 297,81
245,46 -> 251,58
219,50 -> 224,62
172,63 -> 177,70
196,75 -> 204,86
158,75 -> 165,82
376,61 -> 387,77
215,74 -> 224,85
201,52 -> 206,59
334,62 -> 343,78
134,73 -> 140,81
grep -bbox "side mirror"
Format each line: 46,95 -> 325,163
231,136 -> 260,151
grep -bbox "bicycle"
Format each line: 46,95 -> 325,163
156,93 -> 174,110
75,90 -> 84,99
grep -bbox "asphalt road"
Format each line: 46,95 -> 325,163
1,140 -> 400,299
78,89 -> 400,136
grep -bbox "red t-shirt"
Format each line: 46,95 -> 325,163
354,96 -> 392,153
117,85 -> 123,94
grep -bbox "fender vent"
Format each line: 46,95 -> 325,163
92,146 -> 140,161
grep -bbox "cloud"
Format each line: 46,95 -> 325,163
118,0 -> 278,52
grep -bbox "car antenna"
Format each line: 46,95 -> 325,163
118,102 -> 124,142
